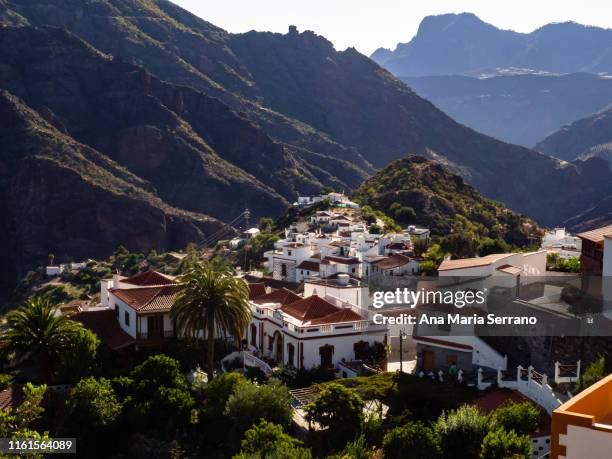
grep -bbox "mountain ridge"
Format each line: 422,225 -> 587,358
372,13 -> 612,77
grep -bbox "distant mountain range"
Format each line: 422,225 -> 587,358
536,107 -> 612,165
402,73 -> 612,147
372,13 -> 612,77
1,1 -> 612,287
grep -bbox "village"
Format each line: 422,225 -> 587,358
4,191 -> 612,458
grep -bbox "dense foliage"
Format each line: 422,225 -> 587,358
353,156 -> 541,257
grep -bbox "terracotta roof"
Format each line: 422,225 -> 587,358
71,309 -> 135,350
243,274 -> 301,291
248,283 -> 267,300
111,285 -> 177,312
284,242 -> 304,248
496,264 -> 522,276
577,225 -> 612,243
122,270 -> 176,286
438,253 -> 514,272
252,288 -> 302,306
310,308 -> 365,325
374,253 -> 413,270
329,240 -> 351,247
297,260 -> 320,271
332,215 -> 352,221
281,295 -> 340,321
414,336 -> 473,351
320,256 -> 361,265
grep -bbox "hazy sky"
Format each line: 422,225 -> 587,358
172,0 -> 612,56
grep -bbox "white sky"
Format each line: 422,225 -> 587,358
171,0 -> 612,56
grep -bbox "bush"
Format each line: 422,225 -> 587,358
435,405 -> 489,459
383,421 -> 441,459
479,428 -> 531,459
235,420 -> 310,458
203,372 -> 246,417
490,401 -> 541,436
305,383 -> 365,446
224,378 -> 293,437
561,285 -> 602,315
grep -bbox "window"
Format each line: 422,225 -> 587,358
114,304 -> 119,317
351,268 -> 356,273
124,311 -> 130,326
281,264 -> 287,277
288,250 -> 292,256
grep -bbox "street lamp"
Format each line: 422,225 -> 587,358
399,330 -> 408,373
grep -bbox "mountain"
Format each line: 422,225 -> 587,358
1,0 -> 612,282
535,107 -> 612,162
402,73 -> 612,147
353,156 -> 540,249
372,13 -> 612,77
0,89 -> 223,289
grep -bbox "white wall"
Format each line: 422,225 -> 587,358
109,295 -> 137,338
559,424 -> 612,458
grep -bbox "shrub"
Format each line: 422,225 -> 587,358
235,420 -> 311,458
305,383 -> 365,445
383,421 -> 441,459
479,428 -> 531,459
435,405 -> 489,459
490,401 -> 541,436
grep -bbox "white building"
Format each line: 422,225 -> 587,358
370,253 -> 420,277
265,242 -> 314,282
438,251 -> 547,282
541,228 -> 581,259
304,274 -> 371,308
406,225 -> 430,240
247,291 -> 387,369
319,255 -> 362,278
102,270 -> 177,344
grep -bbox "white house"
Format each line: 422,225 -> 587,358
247,291 -> 387,369
103,270 -> 177,344
406,225 -> 430,240
370,253 -> 420,277
541,228 -> 581,259
265,242 -> 313,282
319,255 -> 362,278
438,251 -> 547,283
304,274 -> 371,308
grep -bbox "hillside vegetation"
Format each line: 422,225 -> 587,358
353,156 -> 541,256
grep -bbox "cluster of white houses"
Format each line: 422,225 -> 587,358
264,209 -> 428,284
93,267 -> 389,370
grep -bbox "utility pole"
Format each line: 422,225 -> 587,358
244,208 -> 250,231
399,330 -> 407,373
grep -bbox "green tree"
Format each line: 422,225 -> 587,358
234,420 -> 311,458
577,355 -> 612,391
57,327 -> 100,383
0,383 -> 48,447
435,405 -> 489,459
490,401 -> 541,436
172,261 -> 252,381
1,297 -> 80,382
383,421 -> 441,459
61,377 -> 122,453
224,379 -> 293,437
203,371 -> 246,418
257,217 -> 274,232
128,355 -> 195,429
479,428 -> 531,459
305,383 -> 365,445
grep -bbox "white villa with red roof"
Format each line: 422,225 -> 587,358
247,288 -> 388,369
101,270 -> 177,344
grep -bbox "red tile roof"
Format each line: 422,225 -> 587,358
386,242 -> 410,250
122,270 -> 176,286
252,288 -> 302,306
374,253 -> 413,270
438,253 -> 513,271
321,256 -> 361,265
297,260 -> 320,271
248,283 -> 267,300
310,308 -> 365,325
496,264 -> 522,276
71,309 -> 135,350
281,295 -> 340,321
111,285 -> 177,312
577,225 -> 612,243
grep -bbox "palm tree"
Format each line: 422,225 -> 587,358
171,260 -> 252,381
1,297 -> 79,383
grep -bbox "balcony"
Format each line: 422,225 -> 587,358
136,330 -> 174,345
